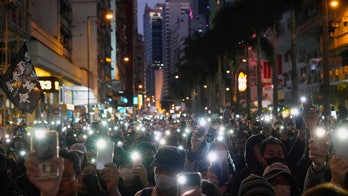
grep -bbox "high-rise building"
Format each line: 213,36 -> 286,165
162,0 -> 190,98
143,3 -> 163,110
115,0 -> 137,107
0,0 -> 113,124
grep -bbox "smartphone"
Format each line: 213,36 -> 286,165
313,127 -> 327,146
208,150 -> 230,185
332,127 -> 348,157
131,151 -> 143,168
96,139 -> 114,170
302,95 -> 314,112
177,172 -> 202,196
30,130 -> 59,180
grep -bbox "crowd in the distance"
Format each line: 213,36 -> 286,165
0,104 -> 348,196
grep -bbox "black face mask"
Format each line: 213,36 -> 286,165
265,157 -> 287,166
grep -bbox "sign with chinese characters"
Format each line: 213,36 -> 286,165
238,72 -> 247,92
39,77 -> 60,92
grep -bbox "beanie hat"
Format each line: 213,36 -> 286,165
263,162 -> 300,194
238,174 -> 275,196
150,145 -> 186,173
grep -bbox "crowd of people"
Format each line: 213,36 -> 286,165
0,104 -> 348,196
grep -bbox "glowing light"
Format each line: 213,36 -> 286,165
238,72 -> 247,92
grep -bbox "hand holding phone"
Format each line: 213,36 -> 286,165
30,130 -> 59,180
207,150 -> 230,186
177,172 -> 202,196
302,96 -> 314,113
312,127 -> 327,146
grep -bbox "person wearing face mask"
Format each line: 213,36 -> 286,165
135,145 -> 186,196
263,162 -> 301,196
135,141 -> 156,186
116,152 -> 149,196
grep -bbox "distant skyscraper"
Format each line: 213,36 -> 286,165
162,0 -> 190,98
144,3 -> 163,109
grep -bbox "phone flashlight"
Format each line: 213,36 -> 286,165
207,151 -> 217,162
177,172 -> 202,196
19,150 -> 27,157
131,151 -> 142,167
177,175 -> 188,185
332,127 -> 348,157
96,139 -> 107,149
314,127 -> 326,138
131,151 -> 140,161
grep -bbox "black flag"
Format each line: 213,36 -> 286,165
0,43 -> 43,113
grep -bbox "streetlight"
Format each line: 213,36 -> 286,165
86,12 -> 113,119
322,0 -> 338,121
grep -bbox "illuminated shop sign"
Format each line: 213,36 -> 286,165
39,77 -> 60,92
238,72 -> 247,92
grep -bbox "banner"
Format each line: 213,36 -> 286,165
0,43 -> 43,113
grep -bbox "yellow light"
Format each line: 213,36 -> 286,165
105,57 -> 111,63
330,0 -> 338,8
105,12 -> 113,20
123,57 -> 130,62
238,72 -> 247,92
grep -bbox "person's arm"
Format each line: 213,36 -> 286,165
133,164 -> 150,187
100,163 -> 122,196
24,152 -> 64,196
303,137 -> 331,191
330,155 -> 348,187
303,162 -> 330,191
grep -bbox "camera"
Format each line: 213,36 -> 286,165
177,172 -> 202,196
30,130 -> 59,180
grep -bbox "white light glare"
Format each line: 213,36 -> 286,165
199,118 -> 207,127
34,130 -> 45,139
315,127 -> 326,138
217,135 -> 224,141
291,108 -> 300,116
159,138 -> 166,145
131,151 -> 140,161
96,139 -> 106,149
337,128 -> 348,140
177,175 -> 187,185
300,96 -> 307,103
208,152 -> 217,162
263,115 -> 271,122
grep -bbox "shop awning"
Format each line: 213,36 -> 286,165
60,86 -> 98,106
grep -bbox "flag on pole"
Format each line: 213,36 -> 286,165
0,43 -> 43,113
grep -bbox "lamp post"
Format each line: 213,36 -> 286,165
87,16 -> 93,119
322,0 -> 338,122
86,12 -> 113,120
